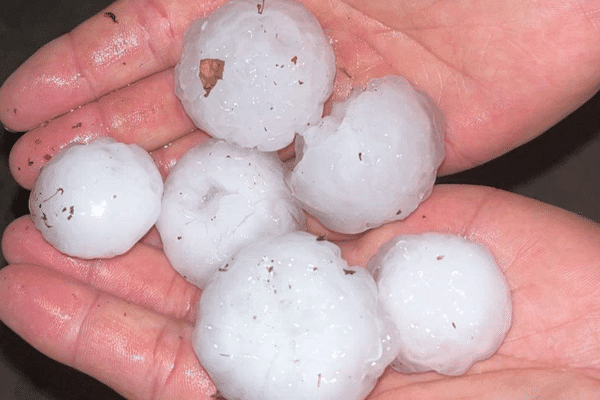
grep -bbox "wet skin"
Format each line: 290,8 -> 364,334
1,0 -> 600,398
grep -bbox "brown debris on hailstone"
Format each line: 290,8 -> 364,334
199,59 -> 225,97
257,0 -> 265,14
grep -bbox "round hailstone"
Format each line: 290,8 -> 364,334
193,231 -> 398,400
174,0 -> 335,151
368,233 -> 512,376
156,139 -> 304,288
289,75 -> 445,234
29,138 -> 163,259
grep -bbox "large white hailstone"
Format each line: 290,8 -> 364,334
368,233 -> 512,376
193,231 -> 399,400
29,138 -> 163,259
290,75 -> 445,234
174,0 -> 335,151
156,139 -> 304,288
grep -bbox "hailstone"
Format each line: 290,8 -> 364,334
29,138 -> 163,259
174,0 -> 336,151
368,233 -> 512,376
156,139 -> 304,288
290,75 -> 445,234
193,231 -> 399,400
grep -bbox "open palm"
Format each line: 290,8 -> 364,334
1,0 -> 600,398
339,185 -> 600,399
3,184 -> 600,399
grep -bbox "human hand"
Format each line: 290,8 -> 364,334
2,0 -> 600,188
3,181 -> 600,399
339,185 -> 600,398
2,0 -> 600,398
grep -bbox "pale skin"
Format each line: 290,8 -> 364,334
1,0 -> 600,398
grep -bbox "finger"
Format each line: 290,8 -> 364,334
338,184 -> 600,271
151,130 -> 211,179
141,226 -> 165,249
9,73 -> 308,190
277,140 -> 296,162
9,69 -> 195,190
341,0 -> 600,175
339,184 -> 600,368
147,127 -> 297,180
0,264 -> 216,400
0,0 -> 389,132
0,0 -> 229,132
5,0 -> 397,190
2,215 -> 200,323
303,212 -> 362,242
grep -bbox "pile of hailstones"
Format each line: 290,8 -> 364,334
28,1 -> 512,399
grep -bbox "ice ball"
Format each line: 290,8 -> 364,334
289,75 -> 445,234
29,138 -> 163,259
368,233 -> 512,376
174,0 -> 335,151
193,231 -> 398,400
156,139 -> 304,288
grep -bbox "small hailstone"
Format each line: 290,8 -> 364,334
29,138 -> 163,259
156,139 -> 304,288
174,0 -> 335,151
193,231 -> 399,400
368,233 -> 512,376
290,75 -> 445,234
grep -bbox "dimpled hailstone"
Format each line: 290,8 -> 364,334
368,233 -> 512,376
193,231 -> 399,400
156,139 -> 304,288
29,138 -> 163,259
174,0 -> 335,151
290,75 -> 445,234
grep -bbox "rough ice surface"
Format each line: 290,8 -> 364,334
174,0 -> 335,151
156,139 -> 304,288
289,75 -> 445,234
29,138 -> 163,259
368,233 -> 512,376
193,231 -> 398,400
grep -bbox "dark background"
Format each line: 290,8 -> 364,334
0,0 -> 599,398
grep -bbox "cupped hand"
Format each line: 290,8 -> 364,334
2,0 -> 600,189
2,176 -> 600,399
342,185 -> 600,398
2,0 -> 600,398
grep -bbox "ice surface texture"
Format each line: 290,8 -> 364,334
290,75 -> 445,234
29,138 -> 163,259
194,231 -> 399,400
156,139 -> 304,288
174,0 -> 335,151
368,233 -> 512,376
